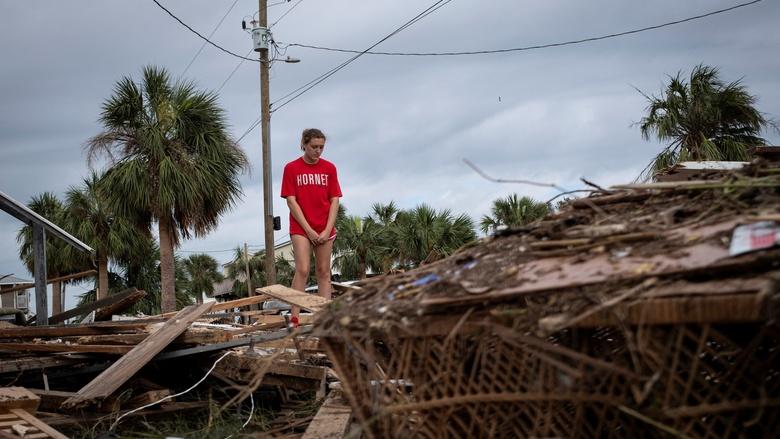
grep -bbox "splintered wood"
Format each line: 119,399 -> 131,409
0,409 -> 69,439
257,284 -> 330,313
62,302 -> 214,408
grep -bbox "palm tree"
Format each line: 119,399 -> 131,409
333,215 -> 386,279
480,194 -> 550,234
182,254 -> 223,304
86,66 -> 248,312
393,204 -> 476,267
17,193 -> 73,315
639,64 -> 770,178
226,247 -> 296,297
64,171 -> 148,301
368,201 -> 401,274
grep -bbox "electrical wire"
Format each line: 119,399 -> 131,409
109,350 -> 234,432
269,0 -> 305,29
280,0 -> 763,57
182,0 -> 241,76
151,0 -> 260,63
269,0 -> 453,114
217,49 -> 255,93
223,393 -> 255,439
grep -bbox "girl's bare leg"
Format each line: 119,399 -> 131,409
290,234 -> 312,318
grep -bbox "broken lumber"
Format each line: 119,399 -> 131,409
0,269 -> 97,294
0,322 -> 148,339
0,409 -> 68,439
0,343 -> 133,354
301,390 -> 352,439
0,356 -> 91,374
257,284 -> 330,313
62,301 -> 214,408
151,294 -> 271,319
46,288 -> 146,325
0,388 -> 40,413
27,390 -> 74,413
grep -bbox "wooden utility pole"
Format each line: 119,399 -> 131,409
259,0 -> 277,285
32,224 -> 48,325
244,242 -> 254,298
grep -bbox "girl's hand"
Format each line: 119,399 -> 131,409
317,231 -> 330,245
306,229 -> 320,244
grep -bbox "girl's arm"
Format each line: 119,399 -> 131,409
318,197 -> 340,243
286,196 -> 319,242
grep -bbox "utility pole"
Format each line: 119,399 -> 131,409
243,242 -> 254,298
258,0 -> 276,285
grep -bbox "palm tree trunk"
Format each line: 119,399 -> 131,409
52,280 -> 62,315
159,216 -> 177,313
358,260 -> 367,280
97,256 -> 109,301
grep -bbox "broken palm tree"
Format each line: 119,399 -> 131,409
315,160 -> 780,438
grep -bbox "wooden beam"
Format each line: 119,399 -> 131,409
150,294 -> 270,319
257,284 -> 330,313
0,388 -> 40,413
301,390 -> 352,439
27,390 -> 75,412
62,302 -> 214,408
0,356 -> 90,374
0,270 -> 98,294
32,224 -> 48,326
46,288 -> 146,325
0,343 -> 132,354
0,322 -> 148,339
6,409 -> 69,439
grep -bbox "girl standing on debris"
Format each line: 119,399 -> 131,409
281,128 -> 342,327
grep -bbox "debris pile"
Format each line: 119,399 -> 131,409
315,161 -> 780,438
0,285 -> 349,438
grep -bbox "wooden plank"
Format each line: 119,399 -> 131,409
8,409 -> 68,439
0,388 -> 40,413
0,270 -> 97,294
27,390 -> 75,412
72,327 -> 232,346
62,302 -> 214,408
150,294 -> 270,319
257,284 -> 330,313
301,391 -> 352,439
0,356 -> 90,374
125,389 -> 171,409
0,322 -> 148,339
46,288 -> 146,325
94,290 -> 147,321
0,343 -> 132,354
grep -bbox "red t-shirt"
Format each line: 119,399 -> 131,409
280,157 -> 342,237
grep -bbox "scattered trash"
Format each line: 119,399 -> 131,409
410,273 -> 440,287
729,221 -> 780,256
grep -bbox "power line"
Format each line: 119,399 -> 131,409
270,0 -> 305,29
217,49 -> 254,93
151,0 -> 259,63
269,0 -> 453,114
181,0 -> 241,76
281,0 -> 763,57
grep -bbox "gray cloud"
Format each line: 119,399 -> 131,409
2,0 -> 778,310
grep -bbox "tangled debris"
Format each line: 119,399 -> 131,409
316,160 -> 780,438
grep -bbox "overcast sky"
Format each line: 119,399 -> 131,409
1,0 -> 778,309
